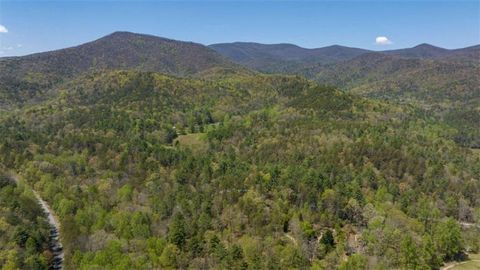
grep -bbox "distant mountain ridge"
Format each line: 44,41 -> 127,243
382,43 -> 451,58
210,41 -> 479,102
209,42 -> 371,62
209,42 -> 370,72
209,41 -> 479,72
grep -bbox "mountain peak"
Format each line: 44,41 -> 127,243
100,31 -> 147,39
17,31 -> 235,75
96,31 -> 176,43
415,43 -> 433,47
413,43 -> 445,50
383,43 -> 449,58
0,32 -> 239,104
106,30 -> 134,36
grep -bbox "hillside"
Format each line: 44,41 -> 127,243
210,42 -> 479,101
313,53 -> 480,102
1,69 -> 479,269
313,51 -> 480,147
0,32 -> 238,107
212,42 -> 480,146
0,32 -> 479,269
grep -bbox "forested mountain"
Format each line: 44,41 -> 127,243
384,44 -> 480,59
210,42 -> 479,103
1,69 -> 479,269
212,41 -> 480,147
382,44 -> 451,58
210,41 -> 480,73
313,53 -> 479,102
209,42 -> 369,73
0,32 -> 239,107
442,45 -> 480,62
0,32 -> 479,269
313,50 -> 480,147
210,42 -> 479,95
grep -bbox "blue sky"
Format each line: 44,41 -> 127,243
0,0 -> 479,56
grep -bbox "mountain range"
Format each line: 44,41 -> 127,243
3,31 -> 477,107
0,32 -> 478,146
1,31 -> 479,269
211,41 -> 480,133
210,41 -> 480,101
209,42 -> 480,70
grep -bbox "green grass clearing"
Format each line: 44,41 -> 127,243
173,133 -> 207,151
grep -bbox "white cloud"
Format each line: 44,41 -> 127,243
0,24 -> 7,33
375,36 -> 392,45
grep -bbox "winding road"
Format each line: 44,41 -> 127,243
11,174 -> 64,270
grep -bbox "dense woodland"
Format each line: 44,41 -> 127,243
0,171 -> 52,269
211,43 -> 480,148
0,69 -> 478,269
0,32 -> 479,269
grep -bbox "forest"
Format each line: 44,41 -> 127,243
0,170 -> 52,269
0,68 -> 478,269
